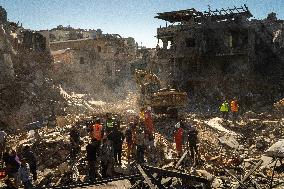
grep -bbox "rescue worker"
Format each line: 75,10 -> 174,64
144,106 -> 154,141
86,141 -> 97,181
101,137 -> 114,178
174,122 -> 183,157
113,114 -> 121,128
18,158 -> 33,189
231,98 -> 239,123
89,118 -> 104,159
187,123 -> 199,162
69,124 -> 80,160
4,149 -> 21,187
105,113 -> 114,134
220,100 -> 229,120
135,125 -> 146,163
125,122 -> 134,160
22,146 -> 37,181
111,123 -> 125,165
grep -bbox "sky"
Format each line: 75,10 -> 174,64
0,0 -> 284,47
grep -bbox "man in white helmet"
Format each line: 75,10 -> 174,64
174,121 -> 183,157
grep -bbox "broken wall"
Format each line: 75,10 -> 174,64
49,34 -> 137,101
155,9 -> 284,110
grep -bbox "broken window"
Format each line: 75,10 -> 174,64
80,57 -> 84,64
185,38 -> 195,47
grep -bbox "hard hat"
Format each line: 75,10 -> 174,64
147,106 -> 151,111
175,122 -> 180,129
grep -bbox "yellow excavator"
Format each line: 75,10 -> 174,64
135,69 -> 188,116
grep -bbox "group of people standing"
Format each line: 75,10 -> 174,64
68,110 -> 155,181
1,145 -> 37,189
220,98 -> 239,122
173,118 -> 199,162
0,106 -> 201,187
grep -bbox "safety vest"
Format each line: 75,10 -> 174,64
231,100 -> 238,112
91,124 -> 103,140
220,102 -> 229,112
106,120 -> 114,128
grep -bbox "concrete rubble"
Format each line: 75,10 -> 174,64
0,4 -> 284,189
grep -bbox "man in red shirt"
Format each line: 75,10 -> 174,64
174,122 -> 183,157
144,106 -> 154,141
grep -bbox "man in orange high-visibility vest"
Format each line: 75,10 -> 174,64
89,118 -> 104,162
230,98 -> 239,123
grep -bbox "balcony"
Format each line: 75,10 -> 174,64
157,25 -> 182,38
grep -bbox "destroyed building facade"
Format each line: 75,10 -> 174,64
155,5 -> 284,108
46,28 -> 138,98
45,25 -> 103,42
0,7 -> 66,130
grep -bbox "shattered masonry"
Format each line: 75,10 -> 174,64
155,5 -> 284,110
0,4 -> 284,189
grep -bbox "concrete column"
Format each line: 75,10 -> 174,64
162,39 -> 168,49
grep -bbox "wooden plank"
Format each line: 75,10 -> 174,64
143,165 -> 210,189
137,164 -> 156,189
232,159 -> 263,189
143,169 -> 167,189
77,180 -> 132,189
175,150 -> 188,168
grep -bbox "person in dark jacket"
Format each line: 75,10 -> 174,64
3,149 -> 20,186
18,158 -> 33,189
86,141 -> 97,181
125,122 -> 134,160
22,146 -> 37,181
187,123 -> 199,161
69,124 -> 80,160
101,137 -> 114,178
110,123 -> 125,165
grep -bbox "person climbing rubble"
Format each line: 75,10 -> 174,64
135,122 -> 146,164
220,100 -> 229,120
230,97 -> 239,123
174,121 -> 183,157
18,158 -> 33,189
144,106 -> 155,141
187,121 -> 199,162
69,124 -> 81,160
101,137 -> 114,178
21,146 -> 37,181
110,122 -> 125,165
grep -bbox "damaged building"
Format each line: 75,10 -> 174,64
155,5 -> 284,108
48,32 -> 137,98
0,7 -> 66,130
